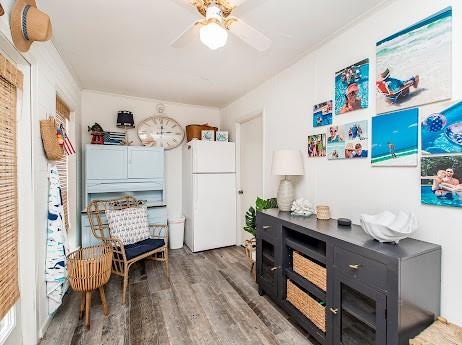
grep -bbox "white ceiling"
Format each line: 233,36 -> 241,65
39,0 -> 385,107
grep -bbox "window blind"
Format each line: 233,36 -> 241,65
0,54 -> 22,320
55,105 -> 69,232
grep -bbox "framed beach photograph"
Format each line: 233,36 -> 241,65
313,100 -> 333,127
371,108 -> 419,167
216,131 -> 229,142
307,134 -> 326,157
421,155 -> 462,208
326,120 -> 368,160
376,7 -> 452,113
334,59 -> 369,115
421,101 -> 462,155
201,130 -> 215,141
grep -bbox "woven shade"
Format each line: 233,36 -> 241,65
0,55 -> 21,320
55,105 -> 69,232
56,96 -> 70,120
0,54 -> 23,89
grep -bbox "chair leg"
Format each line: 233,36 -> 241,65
85,291 -> 92,329
122,271 -> 129,305
79,292 -> 85,320
99,286 -> 109,316
163,248 -> 170,280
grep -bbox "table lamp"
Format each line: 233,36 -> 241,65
271,149 -> 304,211
117,110 -> 135,145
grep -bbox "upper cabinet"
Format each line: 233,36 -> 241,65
85,145 -> 164,180
127,146 -> 164,179
86,145 -> 128,180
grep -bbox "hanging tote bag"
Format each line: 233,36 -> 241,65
40,118 -> 64,161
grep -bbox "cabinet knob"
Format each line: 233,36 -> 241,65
270,266 -> 279,271
329,307 -> 338,315
349,264 -> 361,270
262,225 -> 271,230
238,190 -> 244,195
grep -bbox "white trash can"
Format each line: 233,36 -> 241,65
168,217 -> 185,250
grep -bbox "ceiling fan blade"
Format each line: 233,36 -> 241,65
227,17 -> 271,52
229,0 -> 267,15
170,21 -> 202,48
170,0 -> 197,13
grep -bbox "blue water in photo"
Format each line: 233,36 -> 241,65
421,101 -> 462,154
335,61 -> 369,115
421,185 -> 462,208
372,108 -> 418,158
313,111 -> 332,127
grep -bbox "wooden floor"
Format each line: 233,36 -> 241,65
40,246 -> 316,345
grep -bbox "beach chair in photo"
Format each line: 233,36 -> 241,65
376,80 -> 414,104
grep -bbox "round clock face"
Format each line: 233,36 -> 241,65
137,116 -> 185,150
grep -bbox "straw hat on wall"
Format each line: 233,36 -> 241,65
10,0 -> 52,52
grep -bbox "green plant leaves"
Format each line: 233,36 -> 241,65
243,197 -> 278,236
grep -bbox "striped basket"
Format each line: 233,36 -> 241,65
293,251 -> 327,291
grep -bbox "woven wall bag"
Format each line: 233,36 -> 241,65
40,118 -> 64,161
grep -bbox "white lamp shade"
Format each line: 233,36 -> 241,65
271,149 -> 304,176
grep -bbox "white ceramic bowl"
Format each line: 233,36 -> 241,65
359,211 -> 417,243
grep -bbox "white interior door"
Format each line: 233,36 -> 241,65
239,115 -> 263,245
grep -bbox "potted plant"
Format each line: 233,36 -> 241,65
243,197 -> 277,275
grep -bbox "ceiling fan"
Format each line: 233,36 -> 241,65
170,0 -> 271,51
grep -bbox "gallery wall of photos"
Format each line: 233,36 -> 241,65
307,7 -> 461,208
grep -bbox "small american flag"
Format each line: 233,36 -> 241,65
59,124 -> 76,155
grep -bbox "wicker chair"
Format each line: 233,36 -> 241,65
86,196 -> 169,304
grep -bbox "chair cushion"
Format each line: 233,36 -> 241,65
105,206 -> 150,245
124,238 -> 165,260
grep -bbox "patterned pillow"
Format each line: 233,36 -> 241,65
105,206 -> 150,245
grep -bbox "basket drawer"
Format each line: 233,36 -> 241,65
293,251 -> 327,291
410,316 -> 462,345
286,280 -> 326,333
334,246 -> 387,291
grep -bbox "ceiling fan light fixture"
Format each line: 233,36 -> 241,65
200,21 -> 228,50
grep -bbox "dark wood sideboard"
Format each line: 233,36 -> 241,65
256,209 -> 441,345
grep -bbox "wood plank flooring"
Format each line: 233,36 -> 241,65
40,246 -> 317,345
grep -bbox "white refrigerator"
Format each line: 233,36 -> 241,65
183,140 -> 237,252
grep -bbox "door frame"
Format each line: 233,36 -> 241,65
0,31 -> 36,345
235,109 -> 266,245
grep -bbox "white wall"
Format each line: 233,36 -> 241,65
0,1 -> 81,344
221,0 -> 462,325
81,90 -> 220,218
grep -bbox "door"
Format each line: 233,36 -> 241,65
192,141 -> 236,173
86,145 -> 127,180
192,173 -> 236,251
332,273 -> 387,345
239,115 -> 263,245
128,146 -> 164,179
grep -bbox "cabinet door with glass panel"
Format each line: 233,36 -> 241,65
331,273 -> 387,345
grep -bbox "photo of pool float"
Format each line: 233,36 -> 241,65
421,101 -> 462,155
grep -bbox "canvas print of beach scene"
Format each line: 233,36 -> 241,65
313,100 -> 333,127
376,7 -> 452,113
334,59 -> 369,115
326,120 -> 368,160
421,101 -> 462,155
371,108 -> 419,167
308,134 -> 326,157
421,155 -> 462,208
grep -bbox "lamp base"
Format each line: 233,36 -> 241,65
277,178 -> 294,212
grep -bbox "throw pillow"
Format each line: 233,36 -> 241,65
105,206 -> 150,245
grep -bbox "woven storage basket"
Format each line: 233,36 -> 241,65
409,317 -> 462,345
67,244 -> 113,292
293,251 -> 327,291
40,118 -> 64,160
316,205 -> 330,220
186,124 -> 218,142
287,279 -> 326,332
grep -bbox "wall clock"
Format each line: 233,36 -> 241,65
138,115 -> 185,150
